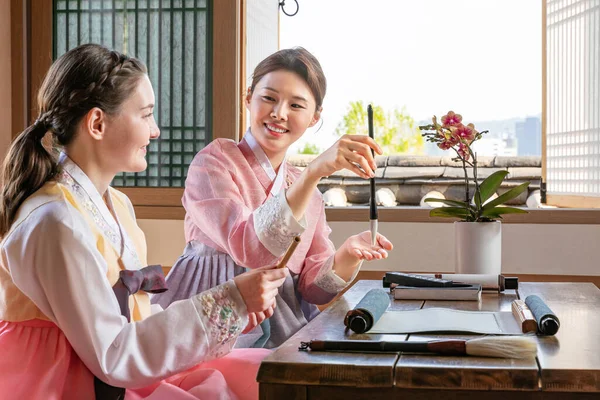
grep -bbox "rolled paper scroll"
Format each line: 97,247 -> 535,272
344,288 -> 390,334
525,294 -> 560,335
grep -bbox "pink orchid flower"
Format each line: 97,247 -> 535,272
458,142 -> 470,161
437,130 -> 459,150
441,111 -> 462,127
467,123 -> 478,139
454,124 -> 476,142
438,140 -> 454,150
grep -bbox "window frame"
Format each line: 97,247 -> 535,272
118,0 -> 243,218
11,0 -> 242,219
542,0 -> 600,209
7,0 -> 600,222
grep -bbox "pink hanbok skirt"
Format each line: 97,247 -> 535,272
0,319 -> 269,400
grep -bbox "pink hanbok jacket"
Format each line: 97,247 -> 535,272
155,132 -> 351,347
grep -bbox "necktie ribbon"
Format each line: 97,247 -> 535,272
95,264 -> 168,399
112,264 -> 168,322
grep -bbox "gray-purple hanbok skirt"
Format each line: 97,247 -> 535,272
151,240 -> 319,349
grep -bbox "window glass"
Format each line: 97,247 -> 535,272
54,0 -> 210,187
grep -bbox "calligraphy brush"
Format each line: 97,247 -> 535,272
277,235 -> 301,268
367,104 -> 378,246
299,336 -> 537,359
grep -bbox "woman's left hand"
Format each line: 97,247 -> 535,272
341,231 -> 393,261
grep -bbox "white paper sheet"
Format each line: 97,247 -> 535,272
369,308 -> 522,335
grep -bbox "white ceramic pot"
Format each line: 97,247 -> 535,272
454,221 -> 502,275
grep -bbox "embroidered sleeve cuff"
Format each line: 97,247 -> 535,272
280,189 -> 308,229
253,192 -> 306,257
192,280 -> 248,359
314,257 -> 364,294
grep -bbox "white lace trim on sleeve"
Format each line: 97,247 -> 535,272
253,191 -> 306,257
313,257 -> 364,294
192,280 -> 248,359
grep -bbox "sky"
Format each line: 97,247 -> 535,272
278,0 -> 542,153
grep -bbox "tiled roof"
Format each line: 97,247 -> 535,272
288,155 -> 541,207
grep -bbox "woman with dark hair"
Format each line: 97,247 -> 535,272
154,47 -> 393,348
0,43 -> 287,400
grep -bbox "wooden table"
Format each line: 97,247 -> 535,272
257,281 -> 600,399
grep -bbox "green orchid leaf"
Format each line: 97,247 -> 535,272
429,207 -> 470,219
478,170 -> 509,204
474,191 -> 482,209
423,198 -> 471,209
481,206 -> 529,218
482,182 -> 530,210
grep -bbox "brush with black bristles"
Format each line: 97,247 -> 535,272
299,336 -> 537,359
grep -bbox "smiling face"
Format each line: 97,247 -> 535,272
246,69 -> 321,166
102,75 -> 160,173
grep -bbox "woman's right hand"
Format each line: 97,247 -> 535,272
307,134 -> 382,180
242,306 -> 275,334
233,265 -> 288,314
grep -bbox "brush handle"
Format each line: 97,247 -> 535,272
367,104 -> 375,148
369,182 -> 377,220
277,236 -> 301,268
367,104 -> 378,220
306,340 -> 467,355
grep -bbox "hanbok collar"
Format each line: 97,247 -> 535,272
244,128 -> 287,196
57,153 -> 143,270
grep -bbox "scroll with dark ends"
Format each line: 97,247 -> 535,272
525,294 -> 560,335
343,288 -> 390,333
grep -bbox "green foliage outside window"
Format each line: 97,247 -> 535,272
297,142 -> 321,155
335,101 -> 424,155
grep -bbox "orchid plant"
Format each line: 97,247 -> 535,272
419,111 -> 529,222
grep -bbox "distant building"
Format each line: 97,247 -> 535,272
421,116 -> 540,157
471,137 -> 518,157
515,117 -> 542,156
